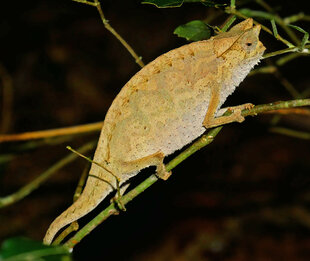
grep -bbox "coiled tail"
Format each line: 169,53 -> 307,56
43,173 -> 114,245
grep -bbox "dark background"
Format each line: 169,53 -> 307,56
1,0 -> 310,260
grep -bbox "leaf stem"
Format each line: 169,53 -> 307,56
72,0 -> 144,68
221,15 -> 236,32
270,127 -> 310,140
283,12 -> 310,24
226,8 -> 295,47
255,0 -> 300,45
263,44 -> 310,59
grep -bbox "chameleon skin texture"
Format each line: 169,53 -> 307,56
44,18 -> 265,244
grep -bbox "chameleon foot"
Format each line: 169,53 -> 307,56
111,197 -> 126,211
156,169 -> 172,180
204,103 -> 254,128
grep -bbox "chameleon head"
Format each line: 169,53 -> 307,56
233,24 -> 266,60
214,18 -> 266,62
211,19 -> 266,104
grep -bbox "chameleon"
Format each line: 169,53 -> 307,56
44,18 -> 265,244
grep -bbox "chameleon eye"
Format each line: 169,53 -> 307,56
242,36 -> 257,52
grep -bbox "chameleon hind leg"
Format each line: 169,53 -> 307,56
119,151 -> 171,180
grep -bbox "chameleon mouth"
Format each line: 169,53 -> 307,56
258,41 -> 266,55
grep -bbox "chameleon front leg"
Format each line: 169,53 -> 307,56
120,151 -> 171,180
203,84 -> 253,129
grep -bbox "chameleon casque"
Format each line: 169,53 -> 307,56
44,18 -> 265,244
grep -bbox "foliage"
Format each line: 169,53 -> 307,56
0,237 -> 71,261
174,20 -> 212,41
0,0 -> 309,258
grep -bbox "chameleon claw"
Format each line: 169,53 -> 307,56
111,197 -> 126,211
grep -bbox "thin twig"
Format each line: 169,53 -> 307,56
274,16 -> 300,46
263,59 -> 301,99
256,0 -> 300,45
255,0 -> 273,13
241,99 -> 310,117
72,0 -> 144,68
0,122 -> 103,143
276,52 -> 306,66
263,44 -> 310,59
283,12 -> 310,24
63,99 -> 310,249
226,8 -> 295,47
270,127 -> 310,140
272,66 -> 301,98
221,15 -> 236,32
264,108 -> 310,116
248,65 -> 277,76
0,141 -> 96,208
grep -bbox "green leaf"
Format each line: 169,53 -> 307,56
174,20 -> 212,41
141,0 -> 184,8
239,8 -> 275,20
0,237 -> 72,261
221,15 -> 236,32
287,24 -> 309,51
270,19 -> 278,38
230,0 -> 235,8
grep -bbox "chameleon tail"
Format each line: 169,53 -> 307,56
43,175 -> 113,245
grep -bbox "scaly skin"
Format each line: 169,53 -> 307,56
44,18 -> 265,244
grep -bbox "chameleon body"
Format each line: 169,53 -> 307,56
44,18 -> 265,244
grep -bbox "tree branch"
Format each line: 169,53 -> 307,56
63,98 -> 310,249
0,141 -> 96,208
270,127 -> 310,140
72,0 -> 144,67
0,122 -> 103,143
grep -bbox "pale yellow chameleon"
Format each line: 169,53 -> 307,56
44,18 -> 265,244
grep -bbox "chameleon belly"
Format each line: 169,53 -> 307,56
101,43 -> 220,164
